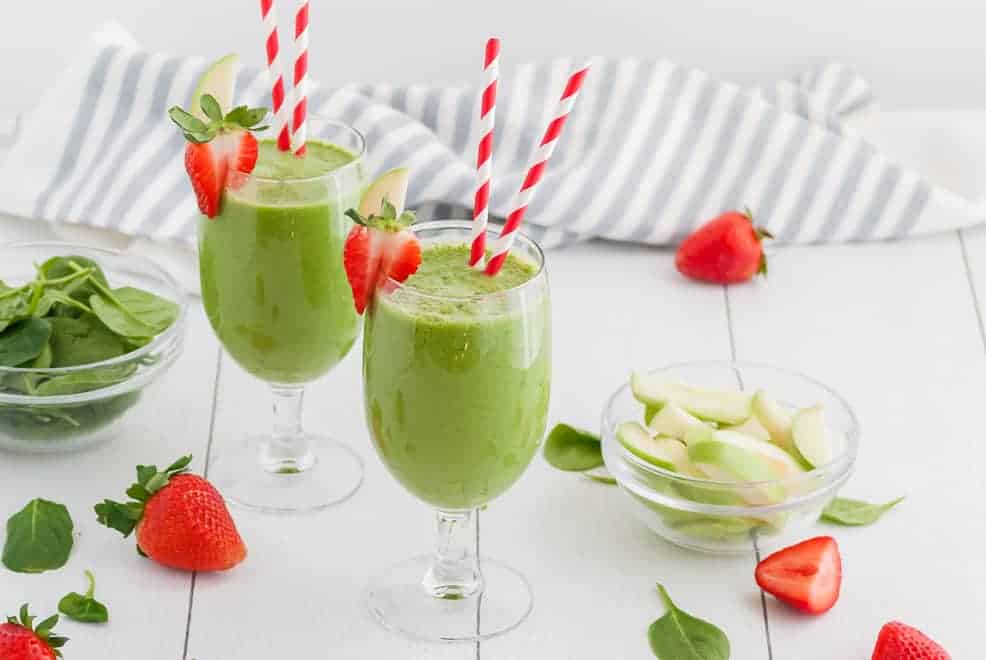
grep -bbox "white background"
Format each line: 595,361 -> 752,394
2,0 -> 986,116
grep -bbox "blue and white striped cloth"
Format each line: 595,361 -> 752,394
1,24 -> 983,249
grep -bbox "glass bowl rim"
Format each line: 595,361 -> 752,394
381,219 -> 547,302
601,360 -> 861,494
0,241 -> 188,396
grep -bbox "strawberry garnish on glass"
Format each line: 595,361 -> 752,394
167,95 -> 268,218
0,605 -> 68,660
755,535 -> 842,615
94,455 -> 247,572
343,199 -> 422,314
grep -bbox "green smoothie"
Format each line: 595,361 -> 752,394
199,140 -> 361,384
363,244 -> 551,510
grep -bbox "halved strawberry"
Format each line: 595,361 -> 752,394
343,200 -> 421,314
169,94 -> 269,217
343,226 -> 380,314
184,142 -> 226,218
755,536 -> 842,614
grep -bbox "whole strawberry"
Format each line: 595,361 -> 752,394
676,209 -> 772,284
872,621 -> 950,660
95,456 -> 246,572
0,605 -> 67,660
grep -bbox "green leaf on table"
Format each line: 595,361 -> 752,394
2,498 -> 74,573
58,570 -> 109,623
648,584 -> 730,660
48,315 -> 128,367
543,423 -> 604,471
33,364 -> 137,396
820,496 -> 905,526
0,317 -> 52,367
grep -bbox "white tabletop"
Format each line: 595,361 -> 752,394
0,213 -> 982,659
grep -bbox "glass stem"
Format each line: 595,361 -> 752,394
260,385 -> 315,474
422,509 -> 483,600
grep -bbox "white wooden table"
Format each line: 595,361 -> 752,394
1,213 -> 983,659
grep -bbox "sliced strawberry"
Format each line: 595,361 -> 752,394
343,200 -> 421,314
184,142 -> 226,218
755,536 -> 842,614
872,621 -> 951,660
382,230 -> 423,283
343,226 -> 380,314
169,94 -> 269,216
229,131 -> 258,173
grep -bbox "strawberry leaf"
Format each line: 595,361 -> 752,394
94,500 -> 140,537
168,107 -> 207,133
166,455 -> 193,473
199,94 -> 224,122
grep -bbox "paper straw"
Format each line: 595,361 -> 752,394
469,38 -> 500,269
485,61 -> 591,276
259,0 -> 292,151
290,0 -> 310,156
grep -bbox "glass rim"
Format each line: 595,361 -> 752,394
0,241 -> 188,379
382,219 -> 547,302
247,117 -> 366,185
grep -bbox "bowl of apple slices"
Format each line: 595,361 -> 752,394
601,361 -> 859,554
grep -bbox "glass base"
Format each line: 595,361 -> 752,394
209,433 -> 363,514
367,555 -> 532,643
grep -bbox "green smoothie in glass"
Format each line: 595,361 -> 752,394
192,118 -> 367,514
363,220 -> 551,642
199,140 -> 360,384
364,243 -> 550,509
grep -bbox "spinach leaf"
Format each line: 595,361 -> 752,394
648,584 -> 730,660
112,287 -> 180,333
2,343 -> 53,394
89,286 -> 177,338
0,317 -> 52,367
2,498 -> 74,573
821,496 -> 904,526
58,570 -> 109,623
0,287 -> 32,332
48,315 -> 128,367
34,364 -> 137,396
543,424 -> 605,471
38,256 -> 108,304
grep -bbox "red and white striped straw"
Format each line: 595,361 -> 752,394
259,0 -> 292,151
290,0 -> 310,156
469,38 -> 500,269
485,61 -> 592,276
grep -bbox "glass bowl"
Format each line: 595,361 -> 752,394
601,361 -> 859,554
0,242 -> 187,453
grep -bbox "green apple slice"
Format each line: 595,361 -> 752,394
725,414 -> 771,443
617,422 -> 687,471
359,167 -> 410,216
190,53 -> 239,119
643,404 -> 662,426
791,405 -> 833,468
751,390 -> 795,452
647,403 -> 710,440
630,373 -> 752,424
687,438 -> 786,505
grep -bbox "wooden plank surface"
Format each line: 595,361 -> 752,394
729,233 -> 986,659
2,213 -> 984,659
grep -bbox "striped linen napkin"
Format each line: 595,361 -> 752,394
1,23 -> 984,250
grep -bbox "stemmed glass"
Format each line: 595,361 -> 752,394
363,220 -> 551,641
197,119 -> 365,513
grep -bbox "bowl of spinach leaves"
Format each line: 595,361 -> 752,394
0,243 -> 186,452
